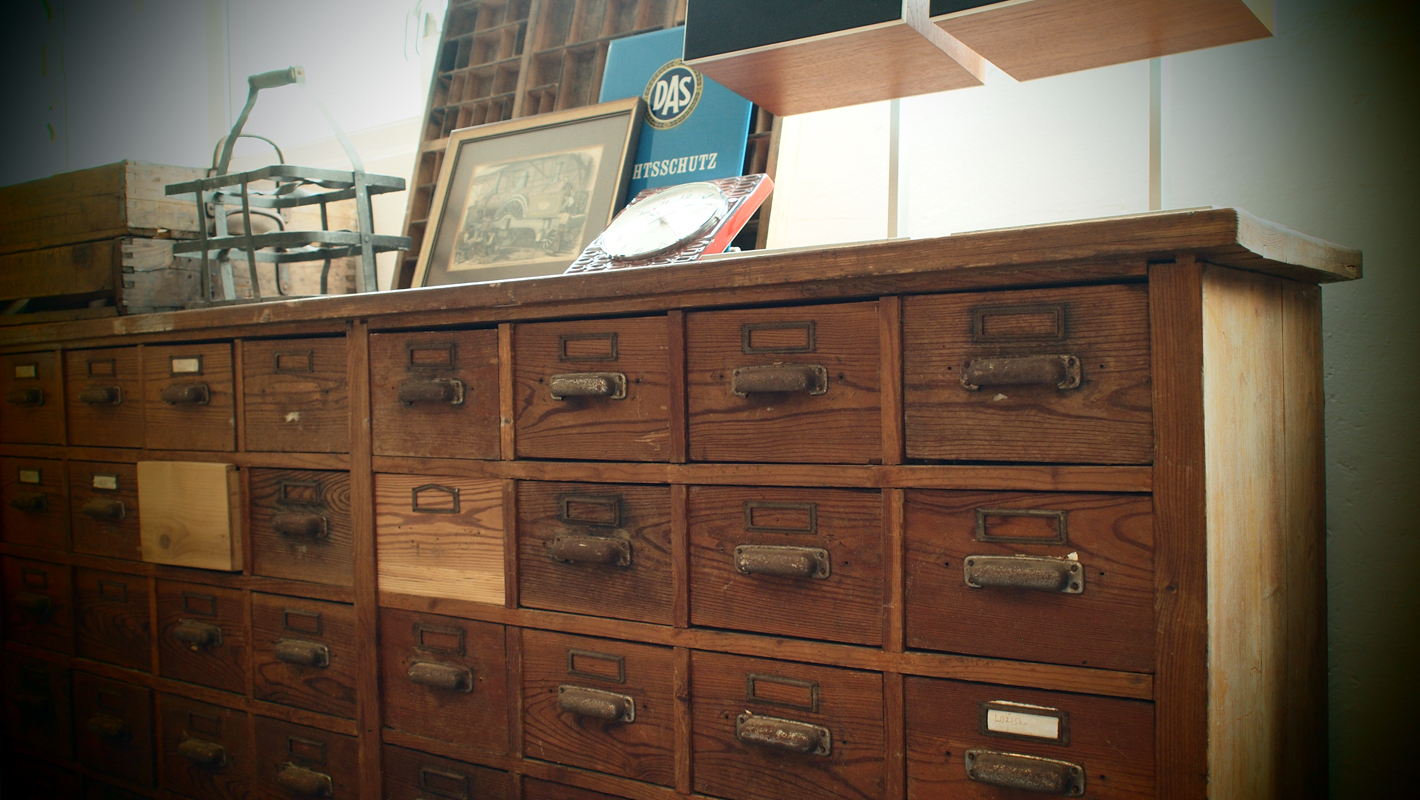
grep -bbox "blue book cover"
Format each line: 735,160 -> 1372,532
599,27 -> 753,203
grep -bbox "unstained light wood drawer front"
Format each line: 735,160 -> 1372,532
689,485 -> 884,646
73,671 -> 154,787
159,693 -> 252,800
3,653 -> 73,758
252,593 -> 357,719
69,461 -> 140,560
517,481 -> 673,625
0,350 -> 62,444
382,743 -> 511,800
906,676 -> 1155,799
522,630 -> 676,787
904,491 -> 1154,673
514,316 -> 671,462
375,473 -> 505,604
157,580 -> 247,694
254,716 -> 358,800
3,556 -> 73,653
1,456 -> 69,550
143,343 -> 236,452
903,284 -> 1152,464
243,337 -> 350,453
249,468 -> 353,587
75,568 -> 152,671
687,302 -> 882,464
65,346 -> 143,448
370,329 -> 500,459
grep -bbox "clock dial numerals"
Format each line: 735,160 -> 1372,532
600,182 -> 728,261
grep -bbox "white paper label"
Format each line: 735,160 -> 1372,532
987,708 -> 1060,741
92,474 -> 119,491
171,357 -> 202,374
18,469 -> 41,484
13,365 -> 36,379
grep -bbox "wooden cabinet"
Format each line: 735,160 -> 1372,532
158,693 -> 252,800
0,456 -> 68,550
64,347 -> 143,449
142,343 -> 236,452
252,593 -> 359,719
3,556 -> 73,653
74,568 -> 151,671
0,350 -> 63,444
242,337 -> 350,453
68,461 -> 140,560
248,468 -> 354,586
72,671 -> 154,787
156,580 -> 247,694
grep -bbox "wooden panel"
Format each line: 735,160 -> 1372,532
518,481 -> 673,625
69,461 -> 140,560
253,715 -> 359,800
3,555 -> 73,653
143,343 -> 236,452
370,329 -> 501,459
0,350 -> 63,445
242,337 -> 350,453
688,485 -> 885,646
3,652 -> 73,758
137,461 -> 242,571
248,468 -> 354,587
382,742 -> 512,800
0,238 -> 118,300
156,580 -> 247,694
74,567 -> 152,671
0,456 -> 69,550
374,473 -> 505,604
64,346 -> 143,448
73,670 -> 155,787
252,592 -> 359,719
523,776 -> 639,800
158,692 -> 252,800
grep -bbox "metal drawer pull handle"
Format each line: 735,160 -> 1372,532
173,620 -> 223,649
407,661 -> 473,692
735,711 -> 832,757
275,639 -> 330,667
14,592 -> 53,617
961,355 -> 1082,391
9,493 -> 48,512
964,555 -> 1085,594
275,763 -> 335,797
549,372 -> 628,400
78,386 -> 123,405
550,534 -> 632,567
87,713 -> 131,742
397,378 -> 465,406
81,497 -> 126,521
273,512 -> 328,540
177,736 -> 227,767
5,387 -> 45,407
964,749 -> 1086,796
734,545 -> 831,579
731,363 -> 828,397
558,685 -> 636,723
161,382 -> 211,405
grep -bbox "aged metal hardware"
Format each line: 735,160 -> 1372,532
557,685 -> 635,723
161,382 -> 211,405
275,763 -> 335,797
81,497 -> 126,521
567,649 -> 626,683
411,484 -> 460,514
559,331 -> 618,362
406,341 -> 458,371
274,639 -> 330,667
964,750 -> 1085,796
744,501 -> 817,534
735,712 -> 831,756
177,736 -> 227,767
397,378 -> 465,406
407,661 -> 473,692
559,494 -> 620,526
550,534 -> 632,567
731,363 -> 828,397
173,619 -> 224,649
548,371 -> 627,400
964,555 -> 1084,594
8,493 -> 47,512
976,508 -> 1069,545
273,512 -> 328,540
170,355 -> 204,376
86,713 -> 131,741
78,386 -> 123,405
960,355 -> 1082,391
13,591 -> 53,617
742,320 -> 816,354
273,349 -> 315,373
734,545 -> 831,579
5,387 -> 44,406
971,304 -> 1068,343
980,700 -> 1070,745
746,673 -> 818,712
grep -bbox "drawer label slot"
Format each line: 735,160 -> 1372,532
746,673 -> 818,712
415,623 -> 466,655
87,358 -> 116,377
971,303 -> 1068,342
287,735 -> 326,763
273,350 -> 315,374
13,364 -> 37,379
98,580 -> 129,602
980,700 -> 1069,744
976,508 -> 1068,545
419,765 -> 470,799
744,501 -> 817,534
411,484 -> 461,514
283,608 -> 323,636
742,321 -> 816,354
559,494 -> 621,527
567,648 -> 626,684
407,341 -> 457,371
18,468 -> 42,484
188,712 -> 223,737
92,473 -> 119,491
559,332 -> 619,362
169,356 -> 203,375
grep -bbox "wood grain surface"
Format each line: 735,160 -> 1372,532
68,461 -> 139,560
155,580 -> 247,695
1,456 -> 70,550
0,350 -> 63,445
251,592 -> 358,720
241,337 -> 350,454
74,568 -> 151,671
137,461 -> 242,571
142,343 -> 235,452
72,670 -> 154,787
3,555 -> 73,653
382,742 -> 512,800
374,473 -> 505,604
252,715 -> 358,800
64,346 -> 143,449
247,468 -> 354,587
370,329 -> 501,460
158,692 -> 252,800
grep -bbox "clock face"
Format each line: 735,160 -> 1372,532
599,182 -> 728,261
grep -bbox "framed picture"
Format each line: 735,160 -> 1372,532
412,97 -> 644,287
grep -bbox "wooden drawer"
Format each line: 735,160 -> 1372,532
513,316 -> 671,462
904,491 -> 1154,673
3,556 -> 73,653
159,693 -> 252,800
383,743 -> 511,800
375,473 -> 505,604
370,329 -> 500,459
517,481 -> 673,625
143,343 -> 235,452
73,671 -> 154,787
0,350 -> 63,444
253,716 -> 358,800
252,592 -> 358,719
1,456 -> 69,550
523,778 -> 637,800
689,486 -> 884,646
69,461 -> 140,560
522,630 -> 676,787
249,468 -> 354,587
157,580 -> 247,694
137,460 -> 243,571
691,651 -> 885,800
65,347 -> 143,448
74,568 -> 152,671
379,607 -> 508,754
903,284 -> 1152,464
687,302 -> 882,464
2,653 -> 72,758
905,677 -> 1154,799
243,337 -> 350,453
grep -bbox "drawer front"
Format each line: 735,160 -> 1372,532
689,486 -> 884,646
249,468 -> 354,587
253,716 -> 358,800
382,743 -> 511,800
375,473 -> 505,604
0,350 -> 63,444
3,556 -> 73,653
687,302 -> 882,464
137,460 -> 242,572
518,482 -> 672,625
514,316 -> 671,462
159,693 -> 252,800
3,653 -> 73,758
65,347 -> 143,448
143,343 -> 236,451
379,608 -> 508,754
523,778 -> 637,800
522,630 -> 676,787
905,677 -> 1155,799
904,491 -> 1154,672
252,593 -> 358,719
1,456 -> 69,550
69,461 -> 140,560
691,651 -> 885,800
903,284 -> 1152,464
370,330 -> 500,459
75,568 -> 152,671
157,581 -> 247,694
243,337 -> 350,453
73,671 -> 154,787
